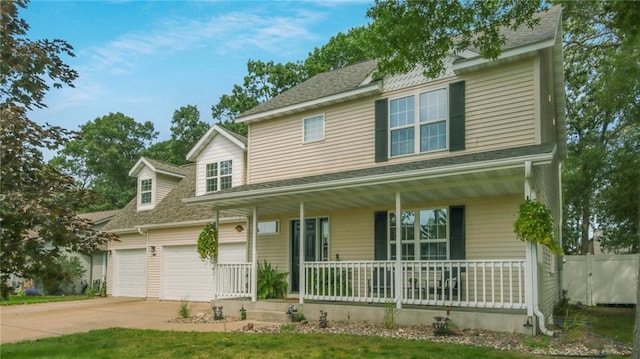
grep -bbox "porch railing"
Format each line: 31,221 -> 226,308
214,263 -> 252,299
303,260 -> 526,309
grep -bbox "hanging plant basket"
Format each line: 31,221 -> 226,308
514,199 -> 563,255
197,223 -> 218,264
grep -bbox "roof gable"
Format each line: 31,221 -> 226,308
186,124 -> 247,161
128,157 -> 189,178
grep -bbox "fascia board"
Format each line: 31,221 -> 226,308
184,148 -> 555,206
186,124 -> 246,162
453,39 -> 555,73
236,83 -> 382,124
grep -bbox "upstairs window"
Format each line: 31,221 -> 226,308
390,88 -> 447,157
140,178 -> 152,205
206,160 -> 233,192
303,114 -> 324,143
206,163 -> 218,192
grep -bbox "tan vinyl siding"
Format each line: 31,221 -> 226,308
248,58 -> 540,184
156,174 -> 180,204
465,59 -> 536,152
195,135 -> 245,196
248,99 -> 374,183
465,195 -> 526,260
329,208 -> 375,261
539,48 -> 558,144
256,215 -> 290,273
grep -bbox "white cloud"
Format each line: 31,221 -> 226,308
85,7 -> 328,75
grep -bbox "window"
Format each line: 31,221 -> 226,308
258,220 -> 279,235
140,178 -> 152,204
206,163 -> 217,192
205,160 -> 233,192
390,88 -> 447,157
303,114 -> 324,143
389,208 -> 448,260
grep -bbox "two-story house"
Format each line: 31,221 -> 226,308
103,125 -> 250,302
184,6 -> 565,334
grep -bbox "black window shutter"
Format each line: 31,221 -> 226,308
449,81 -> 465,152
374,211 -> 388,260
449,205 -> 465,260
374,99 -> 388,162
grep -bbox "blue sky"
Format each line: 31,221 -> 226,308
23,0 -> 372,148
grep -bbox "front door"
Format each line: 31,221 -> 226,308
291,219 -> 317,292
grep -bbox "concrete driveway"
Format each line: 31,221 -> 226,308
1,297 -> 265,344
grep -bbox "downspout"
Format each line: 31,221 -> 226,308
524,161 -> 554,337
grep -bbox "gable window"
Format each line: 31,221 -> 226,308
389,208 -> 448,260
206,160 -> 233,192
140,178 -> 152,205
389,88 -> 447,157
303,114 -> 324,143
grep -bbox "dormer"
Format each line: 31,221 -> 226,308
129,157 -> 188,211
187,124 -> 247,196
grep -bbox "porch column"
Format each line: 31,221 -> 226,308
299,201 -> 305,304
523,161 -> 535,318
251,207 -> 258,302
395,192 -> 402,309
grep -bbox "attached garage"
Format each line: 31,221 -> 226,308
161,243 -> 246,301
113,249 -> 146,297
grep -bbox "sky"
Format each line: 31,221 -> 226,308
22,0 -> 372,152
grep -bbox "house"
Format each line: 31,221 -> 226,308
103,126 -> 250,302
183,6 -> 566,334
76,209 -> 119,293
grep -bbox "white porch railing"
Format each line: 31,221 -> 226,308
213,263 -> 252,299
303,260 -> 526,309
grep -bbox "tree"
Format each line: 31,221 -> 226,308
53,112 -> 157,211
211,60 -> 306,135
366,0 -> 544,78
303,26 -> 374,76
1,0 -> 116,300
145,105 -> 208,164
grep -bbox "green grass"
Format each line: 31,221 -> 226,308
0,295 -> 91,306
582,306 -> 634,344
0,329 -> 541,359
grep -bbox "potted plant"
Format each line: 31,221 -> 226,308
514,199 -> 562,255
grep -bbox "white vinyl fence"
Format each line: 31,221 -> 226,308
562,254 -> 639,305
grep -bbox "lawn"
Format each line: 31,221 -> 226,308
0,295 -> 90,306
0,328 -> 542,359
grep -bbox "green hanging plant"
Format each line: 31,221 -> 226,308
514,199 -> 563,255
197,223 -> 218,264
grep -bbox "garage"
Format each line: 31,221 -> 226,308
161,243 -> 246,301
113,249 -> 146,297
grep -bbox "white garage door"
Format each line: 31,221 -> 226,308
114,249 -> 146,297
162,243 -> 247,301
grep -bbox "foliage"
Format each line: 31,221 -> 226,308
24,287 -> 40,296
100,280 -> 107,297
303,26 -> 374,76
197,223 -> 218,264
0,0 -> 117,299
38,255 -> 86,295
382,301 -> 397,329
256,260 -> 288,300
144,105 -> 209,165
307,267 -> 352,297
560,0 -> 640,255
366,1 -> 544,78
178,298 -> 192,319
0,0 -> 78,110
514,199 -> 562,255
86,286 -> 95,298
52,112 -> 158,211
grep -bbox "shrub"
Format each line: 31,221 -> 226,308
25,287 -> 41,296
257,260 -> 288,299
179,298 -> 192,318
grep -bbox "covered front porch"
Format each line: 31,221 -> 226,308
185,145 -> 557,332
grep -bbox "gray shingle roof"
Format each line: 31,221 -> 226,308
143,157 -> 191,176
238,60 -> 379,118
208,143 -> 556,196
494,5 -> 561,52
104,164 -> 214,231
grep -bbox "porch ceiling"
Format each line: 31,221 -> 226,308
190,166 -> 524,217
